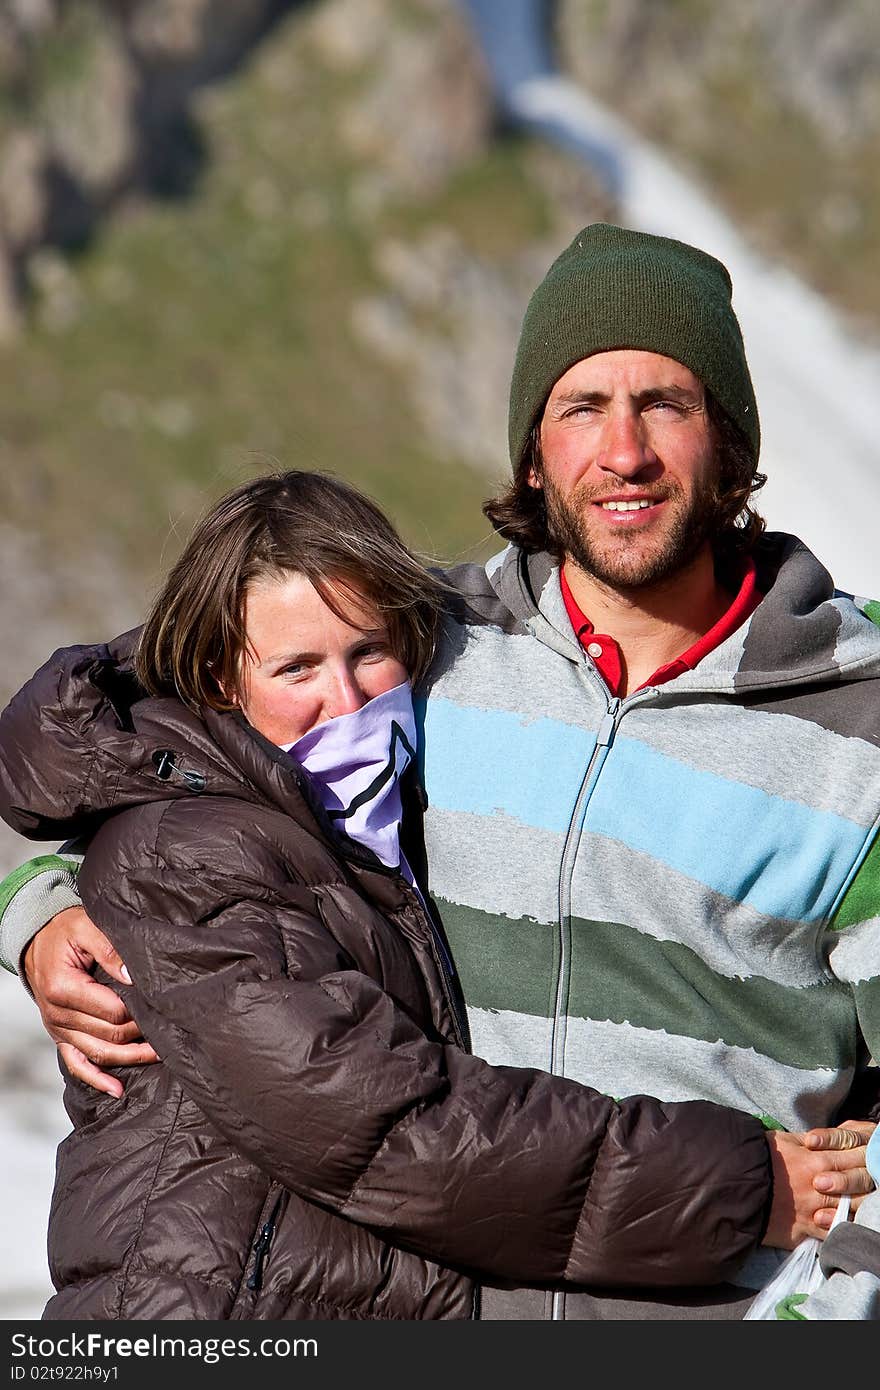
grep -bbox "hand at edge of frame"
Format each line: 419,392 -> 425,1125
23,905 -> 159,1099
803,1119 -> 877,1228
763,1122 -> 876,1247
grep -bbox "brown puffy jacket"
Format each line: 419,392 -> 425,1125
0,634 -> 773,1320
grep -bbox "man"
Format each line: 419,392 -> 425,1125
3,223 -> 880,1318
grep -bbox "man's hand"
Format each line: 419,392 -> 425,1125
764,1122 -> 877,1248
804,1120 -> 877,1227
23,906 -> 159,1099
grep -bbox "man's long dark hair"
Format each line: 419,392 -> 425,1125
483,394 -> 767,564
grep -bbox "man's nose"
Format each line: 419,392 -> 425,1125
599,408 -> 656,476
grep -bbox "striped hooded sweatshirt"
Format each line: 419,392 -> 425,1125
417,531 -> 880,1319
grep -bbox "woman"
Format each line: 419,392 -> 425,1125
0,470 -> 854,1319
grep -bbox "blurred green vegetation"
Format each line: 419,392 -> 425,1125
0,1 -> 555,627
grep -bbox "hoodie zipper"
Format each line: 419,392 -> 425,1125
549,682 -> 658,1323
550,677 -> 660,1078
549,695 -> 620,1077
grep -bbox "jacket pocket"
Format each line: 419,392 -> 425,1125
229,1182 -> 287,1315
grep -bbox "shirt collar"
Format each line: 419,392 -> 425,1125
560,557 -> 762,696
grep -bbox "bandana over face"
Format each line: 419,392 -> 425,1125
282,680 -> 417,873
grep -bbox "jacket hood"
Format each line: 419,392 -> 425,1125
0,627 -> 346,849
481,532 -> 880,695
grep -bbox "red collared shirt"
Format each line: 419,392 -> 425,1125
559,558 -> 762,696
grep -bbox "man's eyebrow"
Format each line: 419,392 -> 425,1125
549,384 -> 704,408
550,388 -> 609,406
634,385 -> 704,404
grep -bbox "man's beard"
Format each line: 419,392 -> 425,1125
541,470 -> 723,592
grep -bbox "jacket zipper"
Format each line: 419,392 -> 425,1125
403,880 -> 471,1052
427,903 -> 471,1052
246,1192 -> 283,1292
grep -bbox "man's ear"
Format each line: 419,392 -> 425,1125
526,421 -> 544,490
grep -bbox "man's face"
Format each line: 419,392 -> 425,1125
532,349 -> 722,591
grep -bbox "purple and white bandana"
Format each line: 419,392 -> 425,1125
282,680 -> 417,873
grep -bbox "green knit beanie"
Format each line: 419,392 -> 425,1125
508,222 -> 760,471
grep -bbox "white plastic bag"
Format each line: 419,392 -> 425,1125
743,1195 -> 851,1320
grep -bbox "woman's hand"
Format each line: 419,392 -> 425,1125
764,1122 -> 877,1247
23,906 -> 159,1099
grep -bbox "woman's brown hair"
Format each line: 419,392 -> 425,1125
136,470 -> 447,711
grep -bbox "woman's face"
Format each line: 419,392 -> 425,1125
235,571 -> 408,747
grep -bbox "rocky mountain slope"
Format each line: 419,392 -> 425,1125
557,0 -> 880,333
1,0 -> 877,726
0,0 -> 611,725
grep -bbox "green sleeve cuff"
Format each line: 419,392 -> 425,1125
0,854 -> 83,979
